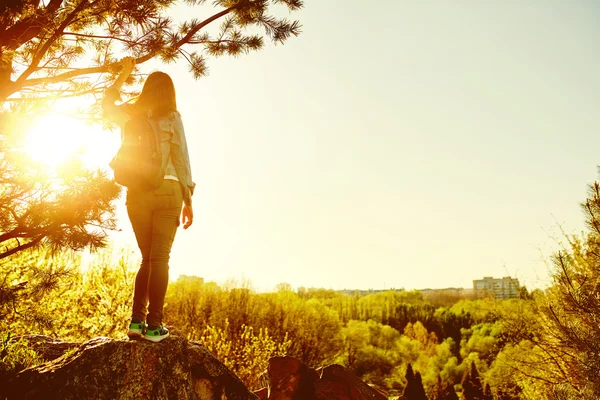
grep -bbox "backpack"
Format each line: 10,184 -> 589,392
110,115 -> 165,190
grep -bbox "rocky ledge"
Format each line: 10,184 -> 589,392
3,335 -> 387,400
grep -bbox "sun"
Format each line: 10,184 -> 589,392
23,114 -> 84,167
23,113 -> 120,171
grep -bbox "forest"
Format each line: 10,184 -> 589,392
2,181 -> 600,400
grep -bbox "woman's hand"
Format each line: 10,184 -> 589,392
120,56 -> 136,74
112,56 -> 136,90
182,204 -> 193,230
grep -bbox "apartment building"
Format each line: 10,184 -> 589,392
473,276 -> 520,299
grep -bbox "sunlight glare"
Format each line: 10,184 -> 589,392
23,114 -> 119,171
24,114 -> 84,167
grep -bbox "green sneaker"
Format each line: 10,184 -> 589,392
127,318 -> 146,340
143,325 -> 169,343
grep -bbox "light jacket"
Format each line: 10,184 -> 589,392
156,111 -> 195,205
102,88 -> 196,205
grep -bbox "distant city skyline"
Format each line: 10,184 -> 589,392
176,273 -> 521,296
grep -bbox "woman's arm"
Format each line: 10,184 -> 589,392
170,113 -> 196,229
113,57 -> 135,90
171,113 -> 196,206
102,57 -> 135,126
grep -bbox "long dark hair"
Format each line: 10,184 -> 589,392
129,71 -> 178,119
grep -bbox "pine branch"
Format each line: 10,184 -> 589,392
0,0 -> 64,51
4,5 -> 238,98
62,31 -> 137,45
15,0 -> 93,87
13,64 -> 114,90
175,5 -> 238,48
0,236 -> 43,260
273,0 -> 304,11
0,225 -> 45,244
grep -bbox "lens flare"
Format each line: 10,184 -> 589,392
22,113 -> 119,170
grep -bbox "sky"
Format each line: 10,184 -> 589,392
102,0 -> 600,292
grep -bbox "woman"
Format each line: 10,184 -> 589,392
103,57 -> 195,342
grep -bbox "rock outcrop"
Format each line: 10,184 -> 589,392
315,364 -> 388,400
4,336 -> 387,400
4,335 -> 257,400
263,356 -> 387,400
11,335 -> 80,362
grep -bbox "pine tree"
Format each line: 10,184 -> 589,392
533,178 -> 600,399
432,375 -> 459,400
403,364 -> 428,400
470,364 -> 484,400
461,363 -> 484,400
402,363 -> 416,399
413,372 -> 429,400
483,383 -> 493,400
444,385 -> 460,400
461,367 -> 472,400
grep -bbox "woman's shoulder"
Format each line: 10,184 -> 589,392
168,109 -> 182,120
153,109 -> 181,122
156,110 -> 183,133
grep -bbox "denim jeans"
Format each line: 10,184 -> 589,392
126,179 -> 182,327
